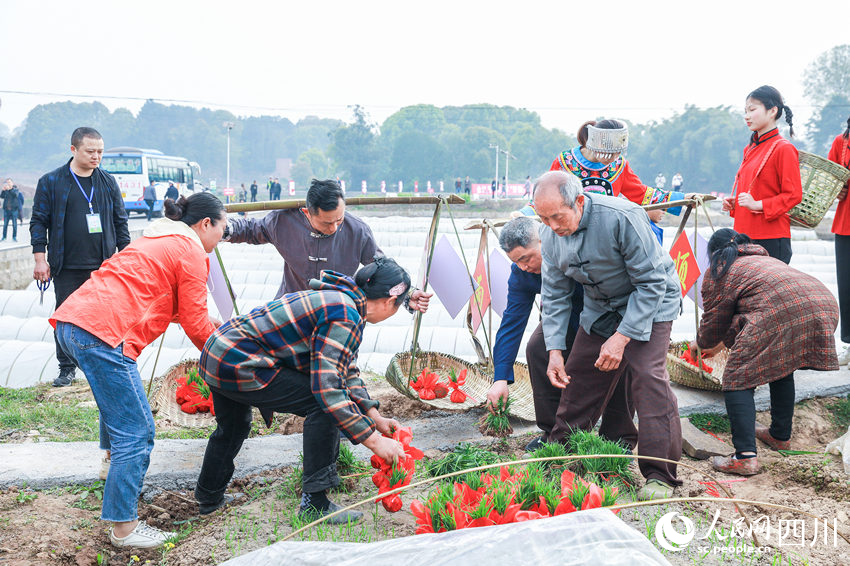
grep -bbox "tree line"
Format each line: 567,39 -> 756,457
1,45 -> 847,194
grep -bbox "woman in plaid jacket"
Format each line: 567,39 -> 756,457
195,258 -> 431,524
691,229 -> 838,476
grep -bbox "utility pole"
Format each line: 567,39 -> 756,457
500,148 -> 516,195
223,121 -> 235,197
488,143 -> 500,190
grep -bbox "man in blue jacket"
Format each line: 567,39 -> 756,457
31,127 -> 131,387
486,216 -> 636,451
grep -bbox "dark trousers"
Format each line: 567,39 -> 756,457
53,268 -> 96,372
724,373 -> 794,455
835,235 -> 850,342
195,367 -> 340,506
144,199 -> 155,221
752,237 -> 791,264
250,190 -> 257,202
526,323 -> 637,449
551,321 -> 682,485
3,210 -> 17,239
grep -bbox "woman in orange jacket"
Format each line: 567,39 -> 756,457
722,85 -> 802,264
50,192 -> 225,549
829,117 -> 850,359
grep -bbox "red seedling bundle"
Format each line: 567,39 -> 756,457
411,466 -> 619,534
411,367 -> 469,404
679,349 -> 713,373
370,427 -> 424,512
448,368 -> 467,404
175,368 -> 215,415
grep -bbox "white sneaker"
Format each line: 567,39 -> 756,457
99,452 -> 110,481
838,345 -> 850,366
109,521 -> 176,549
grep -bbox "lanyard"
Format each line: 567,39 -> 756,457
70,168 -> 95,214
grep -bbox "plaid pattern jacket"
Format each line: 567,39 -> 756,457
697,245 -> 839,391
200,271 -> 379,443
30,159 -> 130,275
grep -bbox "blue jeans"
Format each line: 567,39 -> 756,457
56,322 -> 155,522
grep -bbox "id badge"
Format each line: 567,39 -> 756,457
86,214 -> 103,234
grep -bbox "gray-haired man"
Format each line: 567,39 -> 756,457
535,170 -> 682,501
486,216 -> 636,452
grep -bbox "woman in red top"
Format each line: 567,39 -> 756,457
722,85 -> 802,264
829,117 -> 850,350
50,193 -> 225,549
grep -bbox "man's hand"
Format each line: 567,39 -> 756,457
33,253 -> 50,282
367,408 -> 401,436
486,380 -> 510,412
737,192 -> 763,212
594,332 -> 631,372
722,197 -> 734,212
362,430 -> 405,464
547,350 -> 570,389
647,208 -> 664,223
837,186 -> 848,202
408,290 -> 432,313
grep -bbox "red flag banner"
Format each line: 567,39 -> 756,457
669,231 -> 701,297
469,252 -> 491,333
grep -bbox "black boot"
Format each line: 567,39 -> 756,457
298,491 -> 363,525
52,367 -> 75,387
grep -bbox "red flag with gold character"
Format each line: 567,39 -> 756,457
469,252 -> 491,333
669,232 -> 701,297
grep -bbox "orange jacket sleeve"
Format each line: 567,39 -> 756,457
175,249 -> 217,351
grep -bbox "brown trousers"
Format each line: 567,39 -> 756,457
526,322 -> 637,450
550,321 -> 682,486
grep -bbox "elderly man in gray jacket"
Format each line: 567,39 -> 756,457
535,170 -> 682,501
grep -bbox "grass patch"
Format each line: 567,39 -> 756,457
0,386 -> 100,441
688,412 -> 731,434
567,429 -> 634,485
424,442 -> 500,477
826,395 -> 850,429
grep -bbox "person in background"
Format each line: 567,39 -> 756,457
464,176 -> 471,195
691,229 -> 838,476
250,180 -> 258,202
455,177 -> 462,194
50,192 -> 226,548
142,181 -> 157,222
829,117 -> 850,365
491,178 -> 497,199
1,179 -> 20,241
671,172 -> 684,192
523,175 -> 532,198
195,259 -> 429,523
655,172 -> 666,190
486,216 -> 636,452
31,127 -> 130,387
722,85 -> 801,264
165,181 -> 179,202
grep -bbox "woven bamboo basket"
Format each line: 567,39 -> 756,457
385,351 -> 536,421
789,151 -> 850,229
149,359 -> 216,428
385,351 -> 488,412
666,341 -> 725,392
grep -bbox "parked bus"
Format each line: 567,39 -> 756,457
100,147 -> 202,216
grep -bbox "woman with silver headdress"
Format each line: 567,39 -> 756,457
549,120 -> 694,239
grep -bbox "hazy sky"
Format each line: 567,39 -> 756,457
1,0 -> 847,137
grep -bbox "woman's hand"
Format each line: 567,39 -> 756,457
838,185 -> 848,202
368,408 -> 401,436
722,197 -> 734,212
362,431 -> 405,464
689,340 -> 724,359
737,192 -> 763,212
